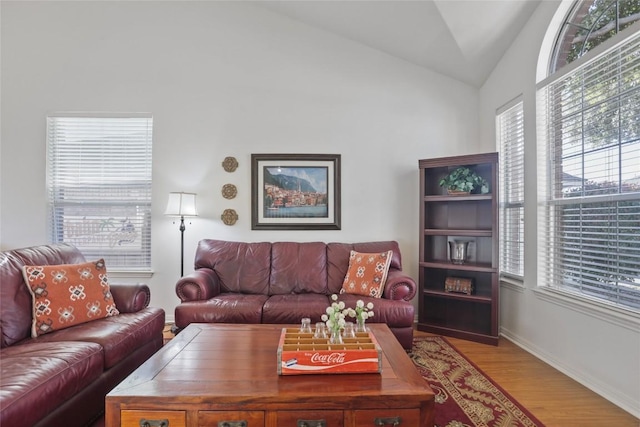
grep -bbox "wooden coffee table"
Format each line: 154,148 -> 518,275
106,323 -> 435,427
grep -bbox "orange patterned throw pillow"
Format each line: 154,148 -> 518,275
340,250 -> 393,298
22,259 -> 119,337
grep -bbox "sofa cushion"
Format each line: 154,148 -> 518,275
340,250 -> 392,298
262,294 -> 332,324
352,242 -> 402,269
22,259 -> 120,337
337,293 -> 414,327
0,243 -> 86,348
195,240 -> 271,295
175,293 -> 269,328
270,242 -> 328,294
0,341 -> 103,427
27,308 -> 165,369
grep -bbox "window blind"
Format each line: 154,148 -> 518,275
47,113 -> 153,271
537,29 -> 640,311
497,98 -> 525,279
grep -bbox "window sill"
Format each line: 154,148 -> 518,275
500,276 -> 525,292
108,270 -> 154,279
533,287 -> 640,332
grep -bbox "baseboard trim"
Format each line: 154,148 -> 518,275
500,326 -> 639,419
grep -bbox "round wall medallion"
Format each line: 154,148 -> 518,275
221,209 -> 238,226
221,184 -> 237,199
222,156 -> 239,172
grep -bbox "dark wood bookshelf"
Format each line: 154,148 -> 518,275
417,153 -> 499,345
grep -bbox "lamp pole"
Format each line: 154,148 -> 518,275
165,192 -> 197,279
179,215 -> 186,277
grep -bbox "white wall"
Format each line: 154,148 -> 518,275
0,2 -> 483,320
3,0 -> 638,418
480,1 -> 640,417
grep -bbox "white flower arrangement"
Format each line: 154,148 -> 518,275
321,294 -> 348,334
321,295 -> 375,336
354,299 -> 374,322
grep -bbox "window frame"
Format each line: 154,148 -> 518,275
497,97 -> 526,284
536,25 -> 640,315
46,112 -> 154,273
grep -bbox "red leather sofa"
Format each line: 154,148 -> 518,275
174,239 -> 416,349
0,243 -> 165,427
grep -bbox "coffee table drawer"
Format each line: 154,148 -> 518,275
121,410 -> 186,427
199,410 -> 265,426
274,410 -> 343,427
353,408 -> 420,426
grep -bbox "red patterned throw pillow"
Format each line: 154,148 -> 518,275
22,259 -> 119,337
340,250 -> 393,298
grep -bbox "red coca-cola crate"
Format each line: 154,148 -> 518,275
277,328 -> 382,375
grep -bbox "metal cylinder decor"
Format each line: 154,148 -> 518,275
448,240 -> 470,265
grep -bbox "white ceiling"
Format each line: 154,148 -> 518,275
252,0 -> 543,87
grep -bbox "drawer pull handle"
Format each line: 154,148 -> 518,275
139,419 -> 169,427
375,416 -> 402,426
297,419 -> 326,427
218,422 -> 247,427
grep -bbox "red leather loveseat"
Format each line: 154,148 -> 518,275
174,239 -> 416,349
0,243 -> 165,427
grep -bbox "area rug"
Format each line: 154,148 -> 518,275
409,336 -> 545,427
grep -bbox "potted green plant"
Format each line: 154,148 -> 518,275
439,167 -> 489,194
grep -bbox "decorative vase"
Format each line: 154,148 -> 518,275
356,317 -> 367,333
449,240 -> 470,264
329,328 -> 344,345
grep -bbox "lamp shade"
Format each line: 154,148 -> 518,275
164,192 -> 198,217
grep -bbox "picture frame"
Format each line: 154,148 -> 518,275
251,154 -> 341,230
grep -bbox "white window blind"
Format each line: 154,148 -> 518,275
47,113 -> 153,271
497,98 -> 525,279
537,29 -> 640,312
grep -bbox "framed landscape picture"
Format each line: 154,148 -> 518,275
251,153 -> 341,230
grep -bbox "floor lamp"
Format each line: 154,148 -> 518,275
164,192 -> 198,277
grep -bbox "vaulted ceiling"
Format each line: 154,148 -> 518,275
253,0 -> 544,87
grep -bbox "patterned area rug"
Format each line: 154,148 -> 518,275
409,336 -> 545,427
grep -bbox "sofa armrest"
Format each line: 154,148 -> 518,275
109,283 -> 151,313
382,269 -> 417,301
176,269 -> 221,302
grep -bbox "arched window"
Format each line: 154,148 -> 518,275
537,1 -> 640,312
551,0 -> 640,72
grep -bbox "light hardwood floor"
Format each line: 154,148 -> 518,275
414,330 -> 639,427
